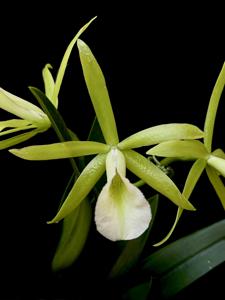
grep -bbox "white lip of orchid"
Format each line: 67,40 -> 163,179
95,147 -> 152,241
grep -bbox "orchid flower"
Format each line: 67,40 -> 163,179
0,17 -> 96,150
147,62 -> 225,246
10,39 -> 204,241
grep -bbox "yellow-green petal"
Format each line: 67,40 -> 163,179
123,149 -> 195,211
147,140 -> 209,160
48,153 -> 107,223
154,158 -> 206,246
42,64 -> 58,107
9,141 -> 110,160
77,39 -> 119,145
0,88 -> 49,126
207,155 -> 225,177
52,17 -> 97,104
206,165 -> 225,209
204,62 -> 225,152
118,124 -> 204,150
1,130 -> 39,150
0,119 -> 31,131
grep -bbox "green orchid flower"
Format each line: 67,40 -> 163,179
0,87 -> 51,149
10,39 -> 204,241
146,62 -> 225,246
0,17 -> 96,151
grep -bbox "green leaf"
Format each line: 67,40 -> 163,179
52,199 -> 91,271
122,281 -> 151,300
48,153 -> 106,223
142,218 -> 225,298
77,39 -> 119,145
153,159 -> 206,246
42,64 -> 58,107
123,150 -> 195,211
9,140 -> 110,160
147,140 -> 209,160
204,62 -> 225,152
52,17 -> 97,103
206,165 -> 225,209
118,124 -> 204,150
109,195 -> 158,278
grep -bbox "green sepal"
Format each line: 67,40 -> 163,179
204,62 -> 225,152
42,64 -> 58,107
153,159 -> 206,246
118,124 -> 204,150
52,199 -> 91,271
9,141 -> 110,160
52,17 -> 97,103
206,165 -> 225,209
48,153 -> 106,223
123,149 -> 195,211
147,140 -> 209,160
77,39 -> 119,145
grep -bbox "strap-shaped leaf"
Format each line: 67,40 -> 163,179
154,159 -> 206,246
142,219 -> 225,298
77,39 -> 119,145
9,141 -> 110,160
52,199 -> 91,271
147,140 -> 209,160
204,62 -> 225,152
52,17 -> 97,103
123,150 -> 195,210
118,124 -> 203,150
206,165 -> 225,209
48,153 -> 106,223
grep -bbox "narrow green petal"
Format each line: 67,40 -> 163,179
95,172 -> 151,241
212,148 -> 225,159
0,124 -> 36,137
52,17 -> 97,103
48,153 -> 106,223
118,124 -> 204,150
123,150 -> 195,210
0,87 -> 48,125
207,155 -> 225,177
204,62 -> 225,152
9,141 -> 110,160
154,159 -> 206,246
1,130 -> 39,150
0,119 -> 31,131
147,140 -> 209,160
52,199 -> 91,271
206,166 -> 225,209
154,207 -> 183,247
42,64 -> 58,107
77,39 -> 119,145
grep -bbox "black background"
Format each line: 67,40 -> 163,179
0,2 -> 225,299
